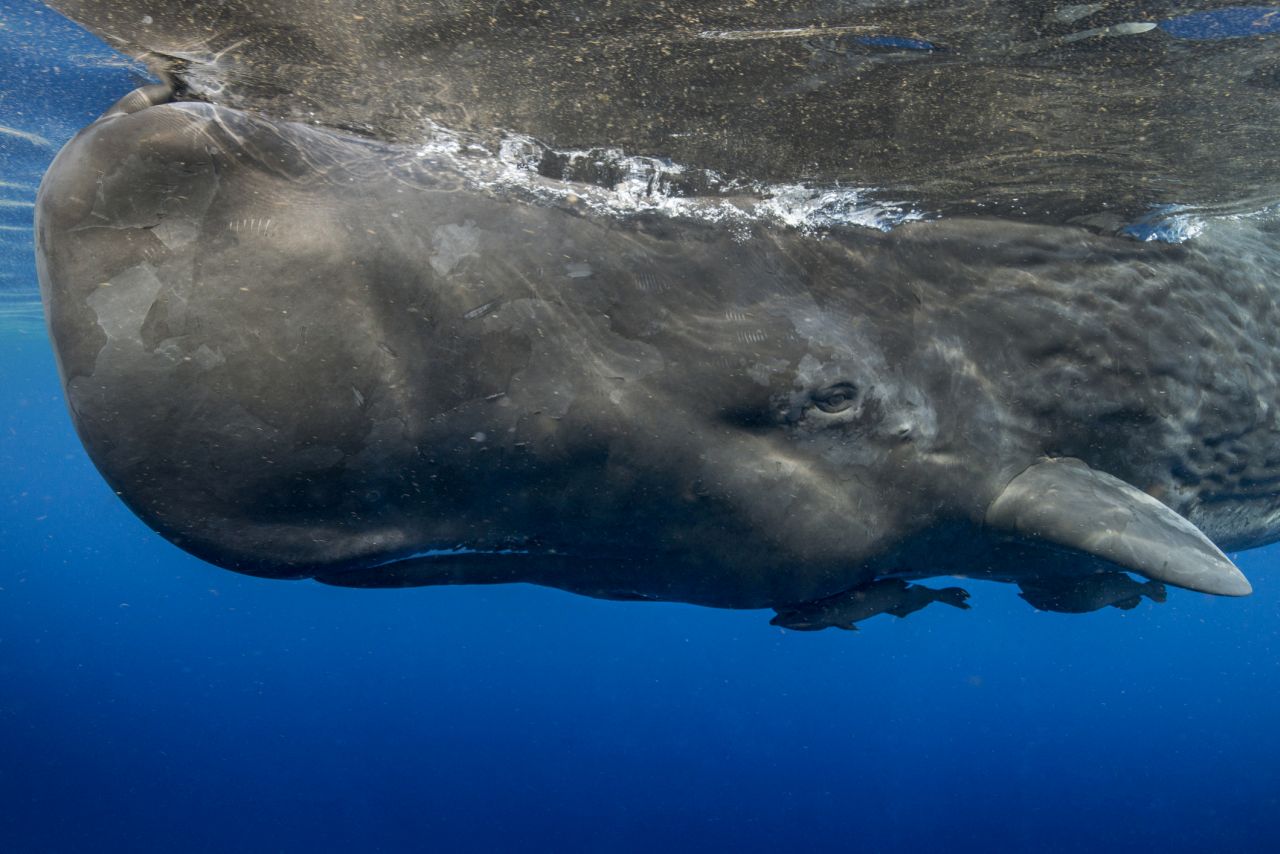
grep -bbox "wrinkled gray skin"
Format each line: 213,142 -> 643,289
37,89 -> 1278,614
32,1 -> 1280,624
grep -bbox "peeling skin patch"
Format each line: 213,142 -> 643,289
429,221 -> 481,277
484,297 -> 665,418
152,217 -> 202,250
748,357 -> 791,386
793,354 -> 832,396
190,344 -> 225,370
86,266 -> 164,340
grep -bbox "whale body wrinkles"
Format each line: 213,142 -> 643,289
33,1 -> 1280,624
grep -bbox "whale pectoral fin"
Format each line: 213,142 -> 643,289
986,458 -> 1252,597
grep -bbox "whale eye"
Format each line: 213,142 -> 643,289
811,382 -> 859,414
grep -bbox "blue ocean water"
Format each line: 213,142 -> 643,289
3,1 -> 1280,851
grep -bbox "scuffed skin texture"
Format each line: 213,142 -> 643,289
36,95 -> 1280,609
42,0 -> 1280,223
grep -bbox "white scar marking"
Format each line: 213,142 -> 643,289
698,25 -> 878,41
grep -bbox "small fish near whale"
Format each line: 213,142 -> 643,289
33,1 -> 1280,630
771,580 -> 971,632
1017,573 -> 1168,614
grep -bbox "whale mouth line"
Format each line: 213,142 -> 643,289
367,546 -> 539,568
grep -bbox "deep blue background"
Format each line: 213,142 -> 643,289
3,2 -> 1280,851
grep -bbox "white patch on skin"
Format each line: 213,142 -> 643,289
928,336 -> 999,397
794,353 -> 826,389
430,221 -> 481,277
152,217 -> 202,250
191,344 -> 226,370
484,298 -> 665,419
747,357 -> 790,385
86,265 -> 164,340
